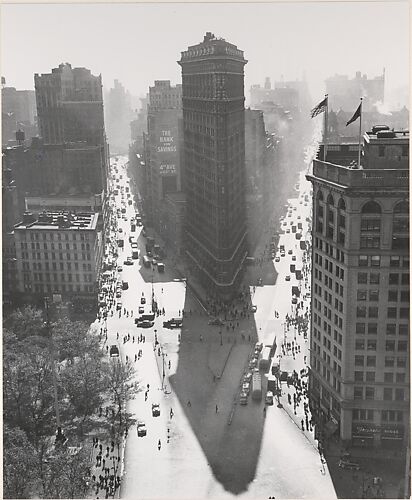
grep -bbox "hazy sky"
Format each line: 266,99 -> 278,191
1,1 -> 409,106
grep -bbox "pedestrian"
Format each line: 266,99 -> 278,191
215,404 -> 218,413
170,408 -> 174,418
301,420 -> 305,431
187,400 -> 191,407
158,439 -> 161,450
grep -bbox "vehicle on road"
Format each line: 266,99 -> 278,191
255,342 -> 263,352
208,317 -> 225,326
118,238 -> 124,248
285,275 -> 291,281
116,290 -> 121,298
141,296 -> 146,304
109,345 -> 120,357
152,404 -> 160,417
249,358 -> 257,370
292,297 -> 298,305
138,306 -> 144,314
243,371 -> 252,383
242,381 -> 250,394
338,459 -> 360,471
163,318 -> 183,329
251,372 -> 262,401
288,249 -> 293,255
265,391 -> 274,405
257,278 -> 263,286
132,249 -> 139,259
157,262 -> 165,272
135,319 -> 154,328
140,312 -> 155,321
251,305 -> 257,313
118,265 -> 123,272
259,346 -> 272,372
275,256 -> 280,262
143,255 -> 151,268
122,281 -> 128,290
116,302 -> 122,310
137,422 -> 147,437
292,255 -> 296,261
286,229 -> 290,233
239,392 -> 248,405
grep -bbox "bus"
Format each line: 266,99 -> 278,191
259,346 -> 272,372
251,372 -> 262,401
143,255 -> 151,268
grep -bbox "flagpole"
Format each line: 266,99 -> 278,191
323,94 -> 328,162
358,98 -> 363,168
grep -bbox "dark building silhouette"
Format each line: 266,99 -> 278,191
178,32 -> 248,298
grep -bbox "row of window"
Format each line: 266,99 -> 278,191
21,242 -> 91,251
313,327 -> 343,346
355,338 -> 408,351
353,409 -> 404,423
20,252 -> 92,262
27,283 -> 95,294
25,273 -> 94,283
314,238 -> 345,263
355,322 -> 409,336
353,386 -> 406,401
20,231 -> 91,241
23,261 -> 92,272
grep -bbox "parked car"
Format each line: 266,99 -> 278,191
265,391 -> 274,405
242,381 -> 250,393
285,275 -> 291,281
117,265 -> 123,272
255,342 -> 263,352
152,404 -> 160,417
137,421 -> 147,437
116,302 -> 122,310
251,305 -> 257,313
138,306 -> 144,314
141,297 -> 146,304
163,318 -> 183,329
239,392 -> 248,405
292,256 -> 296,261
135,320 -> 154,328
288,249 -> 293,255
292,297 -> 298,305
116,290 -> 121,298
275,256 -> 280,262
109,345 -> 119,357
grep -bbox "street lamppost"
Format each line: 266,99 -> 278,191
219,330 -> 223,346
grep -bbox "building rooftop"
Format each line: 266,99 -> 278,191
179,32 -> 245,63
14,211 -> 99,231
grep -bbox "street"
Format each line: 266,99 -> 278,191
94,155 -> 336,499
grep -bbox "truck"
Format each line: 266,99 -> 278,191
251,372 -> 262,401
300,240 -> 306,250
295,269 -> 302,280
292,285 -> 300,297
290,263 -> 296,273
292,225 -> 297,233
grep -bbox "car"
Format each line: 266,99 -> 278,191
152,404 -> 160,417
141,297 -> 146,304
286,229 -> 290,233
137,421 -> 147,437
123,260 -> 131,266
239,392 -> 248,405
126,257 -> 133,265
109,345 -> 120,357
136,320 -> 154,328
285,275 -> 291,281
255,342 -> 263,352
251,305 -> 257,313
249,358 -> 257,369
163,318 -> 183,329
297,215 -> 301,219
265,391 -> 274,405
292,297 -> 298,305
116,290 -> 121,298
208,317 -> 225,326
292,256 -> 296,261
117,265 -> 123,272
243,371 -> 252,383
152,258 -> 157,266
257,278 -> 263,286
288,213 -> 292,217
280,252 -> 285,257
288,249 -> 293,255
242,381 -> 250,393
118,228 -> 123,233
275,256 -> 280,262
116,302 -> 122,310
138,306 -> 145,314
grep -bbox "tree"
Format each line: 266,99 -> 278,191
5,305 -> 45,341
3,424 -> 39,498
105,359 -> 140,440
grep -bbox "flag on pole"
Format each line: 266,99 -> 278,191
346,103 -> 362,126
310,96 -> 328,118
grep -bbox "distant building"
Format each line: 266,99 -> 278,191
325,71 -> 385,112
14,211 -> 103,308
306,126 -> 409,449
2,82 -> 38,146
178,32 -> 248,298
105,79 -> 133,153
250,77 -> 310,113
143,80 -> 182,232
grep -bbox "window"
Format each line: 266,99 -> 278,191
359,255 -> 368,267
371,256 -> 380,267
360,236 -> 380,248
384,372 -> 394,383
368,323 -> 377,335
362,200 -> 382,214
386,324 -> 396,335
387,307 -> 397,319
365,372 -> 375,382
365,387 -> 375,400
397,341 -> 407,352
354,371 -> 363,382
367,340 -> 376,350
355,355 -> 364,366
358,273 -> 367,284
385,357 -> 395,367
390,256 -> 400,267
369,290 -> 379,301
356,323 -> 366,334
370,273 -> 380,284
357,306 -> 366,318
397,358 -> 407,368
378,145 -> 385,157
361,219 -> 381,231
355,339 -> 365,350
399,324 -> 408,336
357,290 -> 367,301
388,290 -> 398,302
383,388 -> 393,401
368,307 -> 378,318
386,340 -> 395,351
396,373 -> 406,383
400,307 -> 409,319
389,273 -> 399,285
401,273 -> 409,285
400,290 -> 409,302
354,387 -> 363,400
366,356 -> 376,367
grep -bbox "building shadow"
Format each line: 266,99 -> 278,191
169,288 -> 265,495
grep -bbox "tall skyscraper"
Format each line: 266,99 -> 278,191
178,32 -> 248,298
306,126 -> 409,449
